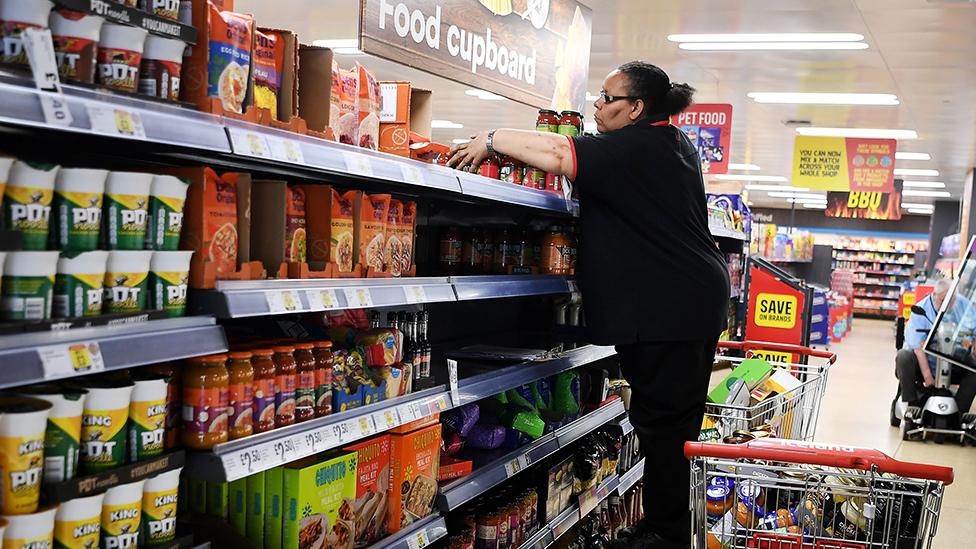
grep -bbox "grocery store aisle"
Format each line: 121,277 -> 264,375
815,319 -> 976,548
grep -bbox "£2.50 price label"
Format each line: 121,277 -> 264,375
755,293 -> 798,329
343,288 -> 374,308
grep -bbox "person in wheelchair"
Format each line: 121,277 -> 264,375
896,279 -> 976,413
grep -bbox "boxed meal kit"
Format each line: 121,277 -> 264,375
265,466 -> 284,549
343,435 -> 391,547
388,423 -> 442,533
252,27 -> 299,122
378,82 -> 432,158
538,454 -> 575,523
283,451 -> 358,549
246,470 -> 266,547
229,478 -> 248,536
356,193 -> 391,274
331,189 -> 359,274
707,358 -> 773,404
182,0 -> 256,115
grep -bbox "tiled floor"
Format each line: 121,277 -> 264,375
815,319 -> 976,548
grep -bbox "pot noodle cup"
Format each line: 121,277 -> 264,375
53,168 -> 108,251
14,385 -> 87,484
4,161 -> 58,250
49,9 -> 104,83
101,479 -> 144,549
103,250 -> 152,314
140,467 -> 181,545
103,172 -> 152,250
1,506 -> 56,549
127,376 -> 167,462
0,156 -> 15,206
0,397 -> 52,515
0,0 -> 54,66
54,251 -> 109,319
149,251 -> 192,317
0,251 -> 59,321
96,23 -> 148,93
138,0 -> 179,21
146,175 -> 188,251
139,35 -> 185,101
74,378 -> 134,475
54,493 -> 103,549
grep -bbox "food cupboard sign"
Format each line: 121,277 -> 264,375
360,0 -> 592,112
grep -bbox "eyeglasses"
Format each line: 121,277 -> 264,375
599,91 -> 639,104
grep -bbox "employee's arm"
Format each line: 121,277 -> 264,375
446,129 -> 575,177
914,348 -> 935,386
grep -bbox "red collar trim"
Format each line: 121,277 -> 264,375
649,117 -> 671,127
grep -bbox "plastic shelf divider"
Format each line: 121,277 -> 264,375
368,514 -> 448,549
617,457 -> 645,496
457,172 -> 573,214
451,275 -> 572,301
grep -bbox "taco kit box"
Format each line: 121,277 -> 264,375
378,82 -> 432,158
282,451 -> 358,549
343,434 -> 391,547
388,423 -> 441,534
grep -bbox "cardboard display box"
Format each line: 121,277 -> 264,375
298,45 -> 335,134
378,82 -> 432,157
250,181 -> 307,271
257,28 -> 300,124
388,423 -> 441,534
343,435 -> 392,546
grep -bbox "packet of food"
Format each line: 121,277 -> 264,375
384,200 -> 402,276
337,66 -> 358,145
253,30 -> 283,119
397,201 -> 416,275
329,58 -> 341,132
284,185 -> 306,263
207,5 -> 253,114
200,170 -> 238,274
357,62 -> 380,150
330,189 -> 356,273
358,193 -> 390,273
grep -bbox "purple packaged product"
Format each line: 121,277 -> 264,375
467,424 -> 506,450
503,427 -> 532,449
442,403 -> 480,436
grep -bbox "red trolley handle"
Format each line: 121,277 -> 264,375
684,439 -> 953,485
717,340 -> 837,364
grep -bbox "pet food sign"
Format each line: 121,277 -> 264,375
360,0 -> 592,112
675,104 -> 733,175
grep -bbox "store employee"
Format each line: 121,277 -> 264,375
448,61 -> 730,549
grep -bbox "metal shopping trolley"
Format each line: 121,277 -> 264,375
705,341 -> 838,442
685,438 -> 954,548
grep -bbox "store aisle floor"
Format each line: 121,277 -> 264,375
815,319 -> 976,548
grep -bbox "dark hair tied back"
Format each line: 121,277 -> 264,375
617,61 -> 695,117
662,82 -> 695,116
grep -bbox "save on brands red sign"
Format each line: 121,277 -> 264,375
675,104 -> 733,174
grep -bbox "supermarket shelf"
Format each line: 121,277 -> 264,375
369,514 -> 448,549
853,294 -> 900,301
187,387 -> 452,482
437,398 -> 626,511
861,270 -> 910,277
521,470 -> 624,549
457,171 -> 573,214
833,247 -> 916,255
452,275 -> 572,301
191,277 -> 458,318
853,280 -> 904,288
708,221 -> 748,241
617,457 -> 645,495
832,256 -> 914,266
458,345 -> 616,406
54,0 -> 198,43
0,316 -> 227,389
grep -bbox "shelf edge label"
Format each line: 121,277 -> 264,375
38,341 -> 106,379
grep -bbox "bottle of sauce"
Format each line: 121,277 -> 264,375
461,228 -> 484,274
293,343 -> 317,423
541,227 -> 567,275
515,230 -> 534,270
480,230 -> 495,273
500,157 -> 523,186
226,351 -> 254,440
251,349 -> 277,433
566,226 -> 578,275
182,354 -> 229,450
272,346 -> 297,428
494,229 -> 513,274
439,227 -> 463,275
312,341 -> 334,417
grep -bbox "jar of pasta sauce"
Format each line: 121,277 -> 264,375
478,156 -> 500,179
558,111 -> 583,136
500,157 -> 523,186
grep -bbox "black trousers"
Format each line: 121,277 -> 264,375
896,348 -> 976,413
616,337 -> 719,544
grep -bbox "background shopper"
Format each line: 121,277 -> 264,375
447,61 -> 730,548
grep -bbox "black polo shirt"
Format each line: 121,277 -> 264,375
568,117 -> 730,344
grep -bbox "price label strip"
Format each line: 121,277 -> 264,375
343,287 -> 374,308
400,163 -> 426,186
578,484 -> 600,518
406,528 -> 430,549
446,359 -> 461,408
404,285 -> 428,304
22,28 -> 73,126
397,403 -> 423,423
504,454 -> 531,478
372,408 -> 401,431
267,135 -> 306,164
38,341 -> 106,379
305,289 -> 340,311
619,417 -> 633,436
87,105 -> 147,140
343,152 -> 374,177
229,127 -> 273,159
266,290 -> 304,313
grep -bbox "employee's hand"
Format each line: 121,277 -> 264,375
446,131 -> 491,172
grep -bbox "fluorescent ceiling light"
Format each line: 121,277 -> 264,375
747,92 -> 898,105
902,181 -> 945,188
745,184 -> 809,191
431,119 -> 464,129
769,192 -> 828,200
901,202 -> 934,209
787,197 -> 827,204
679,42 -> 868,51
714,174 -> 787,182
796,127 -> 918,139
895,152 -> 931,161
894,168 -> 939,177
311,39 -> 362,54
452,139 -> 470,144
902,189 -> 950,197
668,33 -> 865,43
728,163 -> 761,171
907,209 -> 933,215
465,89 -> 506,101
803,203 -> 828,209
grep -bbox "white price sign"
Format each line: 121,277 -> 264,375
224,447 -> 269,479
619,417 -> 633,436
272,436 -> 304,464
267,135 -> 306,164
343,287 -> 374,308
404,285 -> 428,304
38,341 -> 106,379
400,163 -> 426,186
447,359 -> 460,408
372,408 -> 400,431
266,290 -> 304,313
22,28 -> 73,127
504,454 -> 531,478
344,152 -> 374,177
305,289 -> 340,311
229,127 -> 273,158
406,529 -> 430,549
87,105 -> 147,140
397,403 -> 423,423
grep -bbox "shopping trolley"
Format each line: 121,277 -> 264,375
685,438 -> 954,548
705,341 -> 837,442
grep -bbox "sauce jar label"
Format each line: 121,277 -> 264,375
274,374 -> 296,421
253,378 -> 276,428
296,373 -> 316,408
181,387 -> 229,435
228,382 -> 254,431
128,398 -> 166,461
79,407 -> 129,473
101,501 -> 141,549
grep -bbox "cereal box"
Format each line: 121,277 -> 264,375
343,435 -> 391,547
283,451 -> 358,549
388,423 -> 441,534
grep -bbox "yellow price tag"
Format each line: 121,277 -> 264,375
114,109 -> 135,134
68,344 -> 92,371
358,417 -> 372,435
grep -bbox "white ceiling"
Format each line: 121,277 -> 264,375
237,0 -> 976,211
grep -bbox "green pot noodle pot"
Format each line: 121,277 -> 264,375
1,251 -> 59,320
146,175 -> 189,251
103,251 -> 153,314
15,384 -> 88,484
54,251 -> 109,318
4,161 -> 58,250
52,168 -> 108,251
149,250 -> 192,317
103,171 -> 152,250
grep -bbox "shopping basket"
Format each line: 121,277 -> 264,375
705,341 -> 837,442
685,438 -> 954,549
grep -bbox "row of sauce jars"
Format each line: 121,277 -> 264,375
440,226 -> 576,276
181,341 -> 335,450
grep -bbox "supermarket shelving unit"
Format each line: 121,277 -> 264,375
832,246 -> 919,319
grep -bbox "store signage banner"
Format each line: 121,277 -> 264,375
792,136 -> 897,192
745,266 -> 808,363
360,0 -> 592,111
824,179 -> 903,220
675,104 -> 733,174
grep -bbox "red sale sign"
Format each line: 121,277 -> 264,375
674,103 -> 733,174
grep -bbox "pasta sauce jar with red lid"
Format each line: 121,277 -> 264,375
558,111 -> 583,136
536,109 -> 559,133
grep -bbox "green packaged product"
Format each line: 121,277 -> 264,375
103,171 -> 152,250
552,371 -> 581,416
146,175 -> 189,250
188,477 -> 207,515
229,478 -> 248,536
265,467 -> 284,549
1,251 -> 59,320
246,471 -> 266,548
53,251 -> 108,318
207,480 -> 230,520
4,161 -> 57,250
52,168 -> 107,251
16,384 -> 88,484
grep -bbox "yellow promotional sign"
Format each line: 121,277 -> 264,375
755,293 -> 798,329
792,136 -> 849,191
750,350 -> 793,363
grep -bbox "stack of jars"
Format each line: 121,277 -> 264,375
439,226 -> 576,276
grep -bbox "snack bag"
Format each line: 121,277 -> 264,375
337,66 -> 359,145
357,63 -> 380,150
207,5 -> 253,114
253,29 -> 284,119
358,194 -> 390,273
284,186 -> 306,263
384,200 -> 403,276
330,189 -> 357,273
397,201 -> 416,275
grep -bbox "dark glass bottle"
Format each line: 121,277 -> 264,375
418,310 -> 432,380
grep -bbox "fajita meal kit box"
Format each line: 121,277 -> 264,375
378,82 -> 432,158
265,466 -> 284,549
283,451 -> 358,549
388,423 -> 441,534
355,193 -> 391,274
343,435 -> 391,547
246,470 -> 266,547
331,189 -> 359,274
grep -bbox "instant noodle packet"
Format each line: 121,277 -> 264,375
207,5 -> 252,114
357,194 -> 390,273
